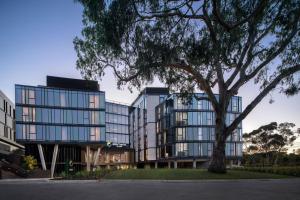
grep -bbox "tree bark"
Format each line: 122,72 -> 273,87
208,118 -> 227,173
208,140 -> 227,173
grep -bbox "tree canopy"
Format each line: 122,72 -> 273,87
243,122 -> 299,154
74,0 -> 300,173
243,122 -> 299,165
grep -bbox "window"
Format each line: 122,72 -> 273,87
21,88 -> 36,104
89,95 -> 99,108
176,143 -> 188,156
176,128 -> 186,141
60,92 -> 66,107
54,91 -> 60,106
198,128 -> 203,140
22,107 -> 35,122
84,111 -> 89,124
22,125 -> 36,140
208,143 -> 213,156
71,92 -> 78,107
30,90 -> 35,104
22,107 -> 29,121
232,97 -> 238,112
90,127 -> 100,141
210,128 -> 215,140
197,100 -> 203,109
90,111 -> 99,124
207,112 -> 213,125
176,112 -> 188,125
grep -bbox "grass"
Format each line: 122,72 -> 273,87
103,168 -> 291,180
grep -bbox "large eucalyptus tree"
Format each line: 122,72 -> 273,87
74,0 -> 300,173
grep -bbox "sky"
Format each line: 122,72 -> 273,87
0,0 -> 299,150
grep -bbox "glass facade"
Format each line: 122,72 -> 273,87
156,94 -> 243,160
14,81 -> 243,166
129,88 -> 169,163
105,102 -> 130,146
15,85 -> 106,143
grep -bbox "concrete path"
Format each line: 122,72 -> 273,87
0,179 -> 299,200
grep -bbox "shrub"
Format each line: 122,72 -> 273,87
235,166 -> 300,177
22,155 -> 37,171
60,168 -> 113,180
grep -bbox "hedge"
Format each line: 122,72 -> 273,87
235,166 -> 300,177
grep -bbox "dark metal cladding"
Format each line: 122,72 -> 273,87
143,87 -> 169,95
46,76 -> 99,91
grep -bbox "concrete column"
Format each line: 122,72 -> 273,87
107,165 -> 111,169
174,161 -> 177,169
37,144 -> 47,171
86,145 -> 91,172
237,160 -> 241,166
155,161 -> 158,169
168,161 -> 171,169
50,144 -> 59,178
93,147 -> 101,171
193,160 -> 197,169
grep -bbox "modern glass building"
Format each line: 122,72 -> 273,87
98,102 -> 133,169
155,94 -> 243,168
15,83 -> 106,143
15,76 -> 243,173
0,90 -> 23,156
129,88 -> 169,166
15,76 -> 107,176
106,102 -> 130,147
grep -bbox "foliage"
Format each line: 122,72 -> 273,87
242,152 -> 300,167
104,169 -> 289,179
22,155 -> 37,171
59,168 -> 112,180
75,0 -> 300,173
243,122 -> 299,165
236,166 -> 300,177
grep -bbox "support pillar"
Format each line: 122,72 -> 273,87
86,145 -> 91,172
174,161 -> 177,169
193,160 -> 197,169
93,147 -> 101,171
168,161 -> 171,169
50,144 -> 59,179
155,161 -> 158,169
230,160 -> 233,168
37,144 -> 46,171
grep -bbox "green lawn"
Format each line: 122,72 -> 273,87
103,169 -> 291,180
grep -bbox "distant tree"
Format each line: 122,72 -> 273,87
74,0 -> 300,173
243,122 -> 299,165
243,122 -> 277,156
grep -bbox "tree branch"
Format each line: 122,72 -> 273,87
226,64 -> 300,136
211,0 -> 268,31
229,17 -> 299,95
133,0 -> 205,20
166,63 -> 219,109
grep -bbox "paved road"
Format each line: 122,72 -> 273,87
1,179 -> 300,200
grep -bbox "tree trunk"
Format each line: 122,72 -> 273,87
208,120 -> 227,173
208,140 -> 226,173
